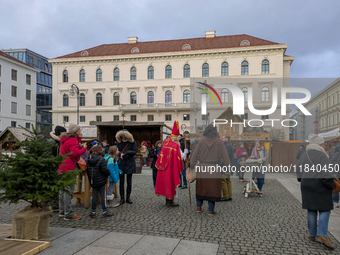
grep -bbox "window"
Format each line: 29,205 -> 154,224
81,51 -> 88,56
183,114 -> 190,121
113,115 -> 119,121
132,48 -> 139,53
113,92 -> 120,105
129,91 -> 137,104
338,94 -> 339,104
148,91 -> 154,105
26,89 -> 31,100
165,65 -> 172,79
96,116 -> 102,122
130,67 -> 136,80
241,40 -> 250,46
261,87 -> 269,102
63,116 -> 69,123
26,105 -> 31,116
241,61 -> 249,75
25,123 -> 30,129
183,64 -> 190,78
11,121 -> 17,127
202,63 -> 209,77
80,116 -> 86,122
165,114 -> 172,121
96,93 -> 102,106
26,74 -> 31,85
221,62 -> 228,76
79,93 -> 85,106
0,65 -> 1,76
333,115 -> 335,125
11,69 -> 17,81
261,115 -> 269,119
0,83 -> 1,94
96,69 -> 102,82
242,87 -> 248,103
165,90 -> 172,105
11,86 -> 17,97
79,69 -> 85,82
63,94 -> 69,106
148,115 -> 154,121
0,99 -> 1,111
221,89 -> 229,103
11,102 -> 17,114
262,60 -> 269,74
183,44 -> 191,50
148,66 -> 154,79
130,115 -> 137,121
183,90 -> 190,103
114,68 -> 119,81
241,113 -> 248,120
333,96 -> 335,105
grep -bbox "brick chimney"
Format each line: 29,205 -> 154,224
128,36 -> 138,43
205,30 -> 216,38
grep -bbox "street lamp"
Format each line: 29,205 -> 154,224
69,84 -> 80,124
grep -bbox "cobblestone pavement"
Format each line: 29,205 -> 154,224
1,174 -> 339,254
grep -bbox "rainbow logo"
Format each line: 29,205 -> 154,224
196,82 -> 223,106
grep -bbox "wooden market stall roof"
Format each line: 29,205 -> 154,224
0,127 -> 31,143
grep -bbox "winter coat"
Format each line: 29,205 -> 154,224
58,133 -> 86,173
103,144 -> 110,155
104,154 -> 121,183
297,149 -> 335,211
49,132 -> 61,157
250,146 -> 269,166
235,147 -> 248,159
191,136 -> 231,202
150,147 -> 162,170
331,151 -> 340,178
116,130 -> 137,174
86,153 -> 110,188
297,147 -> 306,160
141,145 -> 148,158
224,141 -> 234,166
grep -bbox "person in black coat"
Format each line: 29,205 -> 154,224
86,142 -> 114,218
116,129 -> 137,205
296,145 -> 306,160
297,134 -> 335,250
150,140 -> 162,188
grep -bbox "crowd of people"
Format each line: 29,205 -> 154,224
49,121 -> 340,251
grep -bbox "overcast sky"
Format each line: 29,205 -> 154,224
1,0 -> 339,80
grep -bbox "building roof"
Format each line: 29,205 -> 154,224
53,34 -> 283,59
0,127 -> 31,143
0,50 -> 37,70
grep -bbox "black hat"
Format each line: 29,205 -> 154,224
55,125 -> 67,136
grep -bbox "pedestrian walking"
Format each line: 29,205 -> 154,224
58,123 -> 86,220
87,142 -> 114,218
116,129 -> 137,205
141,141 -> 148,166
190,124 -> 231,216
249,140 -> 268,194
297,133 -> 335,250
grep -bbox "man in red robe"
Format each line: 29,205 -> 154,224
155,121 -> 184,206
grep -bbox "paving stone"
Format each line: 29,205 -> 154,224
172,239 -> 218,255
91,232 -> 143,250
44,227 -> 75,241
74,246 -> 125,255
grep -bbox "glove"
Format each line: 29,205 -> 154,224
184,149 -> 189,155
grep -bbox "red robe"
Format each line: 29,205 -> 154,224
155,138 -> 184,199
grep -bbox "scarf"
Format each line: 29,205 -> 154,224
254,146 -> 264,159
306,144 -> 328,158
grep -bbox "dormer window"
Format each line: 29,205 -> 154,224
131,47 -> 139,53
182,44 -> 191,50
81,51 -> 88,56
240,40 -> 250,46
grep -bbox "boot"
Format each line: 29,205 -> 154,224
119,196 -> 125,205
316,236 -> 335,250
166,198 -> 179,207
126,186 -> 133,204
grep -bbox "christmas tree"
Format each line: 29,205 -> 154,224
0,125 -> 79,208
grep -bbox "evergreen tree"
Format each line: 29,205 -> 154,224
0,125 -> 79,208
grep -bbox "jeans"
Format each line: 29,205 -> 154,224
108,182 -> 115,196
307,210 -> 331,237
144,158 -> 147,165
197,199 -> 215,212
92,185 -> 107,212
152,169 -> 158,188
252,172 -> 265,191
180,160 -> 187,187
332,193 -> 339,204
59,185 -> 75,219
119,173 -> 133,197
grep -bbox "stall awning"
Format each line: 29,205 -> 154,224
318,128 -> 340,141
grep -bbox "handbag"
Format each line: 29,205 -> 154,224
186,167 -> 196,183
77,157 -> 86,170
306,152 -> 340,195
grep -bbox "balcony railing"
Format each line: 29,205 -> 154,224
119,102 -> 197,111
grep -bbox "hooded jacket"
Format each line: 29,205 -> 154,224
116,130 -> 137,174
58,133 -> 86,173
49,131 -> 61,157
87,153 -> 110,188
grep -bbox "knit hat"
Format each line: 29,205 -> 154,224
239,142 -> 244,146
308,133 -> 325,145
91,141 -> 103,153
69,123 -> 80,133
55,125 -> 66,136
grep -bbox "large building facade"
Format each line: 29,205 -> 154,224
0,50 -> 37,132
2,49 -> 52,131
49,31 -> 294,138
